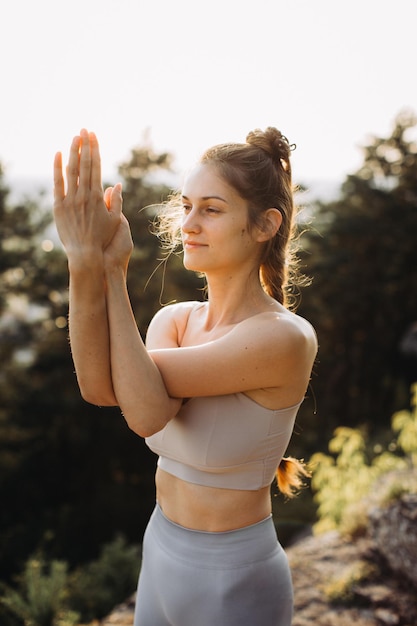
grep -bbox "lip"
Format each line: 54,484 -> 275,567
183,240 -> 206,248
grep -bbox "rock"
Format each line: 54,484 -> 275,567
288,529 -> 417,626
99,595 -> 136,625
368,492 -> 417,588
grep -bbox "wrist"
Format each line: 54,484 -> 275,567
104,262 -> 127,282
67,249 -> 105,275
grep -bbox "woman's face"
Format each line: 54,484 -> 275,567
180,162 -> 262,275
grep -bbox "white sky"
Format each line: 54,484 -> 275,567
1,0 -> 416,190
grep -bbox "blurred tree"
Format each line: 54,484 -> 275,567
0,170 -> 72,578
298,110 -> 417,440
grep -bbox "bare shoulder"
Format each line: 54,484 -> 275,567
231,308 -> 318,400
146,301 -> 202,349
278,310 -> 318,349
235,308 -> 318,363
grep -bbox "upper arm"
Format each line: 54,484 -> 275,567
149,313 -> 318,400
145,301 -> 198,350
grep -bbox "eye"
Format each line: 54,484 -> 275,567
182,204 -> 192,213
206,206 -> 220,214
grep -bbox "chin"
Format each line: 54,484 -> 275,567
183,259 -> 204,272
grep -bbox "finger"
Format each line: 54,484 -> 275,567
66,135 -> 81,196
89,131 -> 103,191
53,152 -> 65,203
78,128 -> 92,192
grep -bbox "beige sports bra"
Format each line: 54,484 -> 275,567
145,392 -> 302,491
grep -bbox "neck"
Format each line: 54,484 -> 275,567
202,271 -> 276,330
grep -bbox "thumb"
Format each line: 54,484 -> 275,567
109,183 -> 123,217
104,186 -> 112,210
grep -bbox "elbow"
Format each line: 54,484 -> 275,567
124,413 -> 167,439
121,397 -> 181,438
79,386 -> 118,408
128,424 -> 160,439
75,372 -> 118,407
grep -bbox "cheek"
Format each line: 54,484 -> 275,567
239,227 -> 257,249
240,229 -> 251,247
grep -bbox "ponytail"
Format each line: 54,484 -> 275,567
276,456 -> 311,498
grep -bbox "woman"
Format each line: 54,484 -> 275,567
53,126 -> 317,626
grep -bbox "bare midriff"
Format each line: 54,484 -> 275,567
155,467 -> 272,532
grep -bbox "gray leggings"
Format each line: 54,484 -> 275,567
134,503 -> 293,626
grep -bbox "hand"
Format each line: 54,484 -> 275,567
53,129 -> 122,261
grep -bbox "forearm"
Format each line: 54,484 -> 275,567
104,266 -> 180,436
53,130 -> 124,406
68,256 -> 117,406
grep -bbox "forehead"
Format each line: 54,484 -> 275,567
182,163 -> 242,203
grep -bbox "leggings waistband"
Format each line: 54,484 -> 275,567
149,503 -> 279,568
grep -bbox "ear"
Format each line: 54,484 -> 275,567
256,208 -> 283,242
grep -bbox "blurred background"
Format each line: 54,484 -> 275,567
1,1 -> 417,624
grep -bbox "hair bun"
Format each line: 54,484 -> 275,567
246,127 -> 295,172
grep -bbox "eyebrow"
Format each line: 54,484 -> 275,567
181,194 -> 228,203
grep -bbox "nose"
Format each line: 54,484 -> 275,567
181,208 -> 201,234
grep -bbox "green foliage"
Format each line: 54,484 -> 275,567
391,384 -> 417,465
68,535 -> 140,622
0,536 -> 140,625
0,558 -> 79,626
324,560 -> 379,605
311,383 -> 417,534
